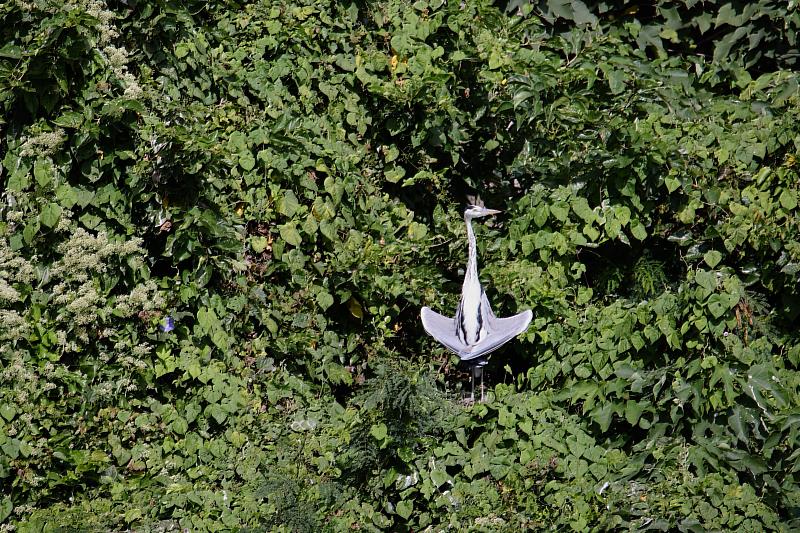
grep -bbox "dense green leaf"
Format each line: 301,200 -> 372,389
3,0 -> 800,530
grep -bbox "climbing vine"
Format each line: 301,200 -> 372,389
1,0 -> 799,529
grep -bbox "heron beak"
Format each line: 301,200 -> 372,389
484,208 -> 501,216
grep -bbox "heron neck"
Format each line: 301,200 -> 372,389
465,216 -> 479,284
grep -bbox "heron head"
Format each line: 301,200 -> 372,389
464,204 -> 501,219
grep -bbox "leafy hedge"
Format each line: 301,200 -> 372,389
1,0 -> 799,530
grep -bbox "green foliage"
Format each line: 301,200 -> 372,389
1,0 -> 800,530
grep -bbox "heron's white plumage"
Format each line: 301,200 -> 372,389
421,205 -> 532,362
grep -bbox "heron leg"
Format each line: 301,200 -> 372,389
480,367 -> 485,403
470,365 -> 475,403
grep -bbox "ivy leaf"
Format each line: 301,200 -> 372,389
583,223 -> 600,241
571,197 -> 594,222
384,165 -> 406,183
592,403 -> 614,432
34,159 -> 53,187
370,422 -> 387,440
430,469 -> 449,488
614,205 -> 631,226
728,406 -> 749,443
707,293 -> 732,318
533,205 -> 549,227
279,190 -> 300,217
2,440 -> 19,460
703,250 -> 722,268
197,307 -> 220,334
550,201 -> 569,222
625,400 -> 644,425
239,151 -> 256,171
729,451 -> 769,476
498,408 -> 516,427
695,270 -> 717,292
630,219 -> 647,240
395,500 -> 413,519
384,144 -> 400,162
187,361 -> 202,379
250,236 -> 269,253
0,404 -> 16,422
23,221 -> 39,244
779,189 -> 797,210
53,110 -> 84,128
40,202 -> 62,228
0,497 -> 11,522
747,364 -> 789,408
279,223 -> 302,246
316,290 -> 334,310
207,404 -> 228,424
56,184 -> 78,208
570,0 -> 598,26
665,177 -> 681,192
171,417 -> 188,435
319,220 -> 336,241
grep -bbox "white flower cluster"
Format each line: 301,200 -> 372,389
81,0 -> 118,45
55,208 -> 74,233
0,279 -> 19,303
0,236 -> 35,283
50,228 -> 117,281
55,329 -> 80,353
45,229 -> 161,343
91,0 -> 143,102
0,216 -> 163,401
18,128 -> 66,158
59,0 -> 144,100
102,43 -> 144,100
122,73 -> 144,100
57,282 -> 102,326
0,350 -> 37,403
0,238 -> 34,341
0,240 -> 26,342
0,310 -> 30,342
474,515 -> 507,527
115,279 -> 165,317
4,210 -> 23,223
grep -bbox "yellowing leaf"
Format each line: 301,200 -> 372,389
250,236 -> 270,253
347,297 -> 364,319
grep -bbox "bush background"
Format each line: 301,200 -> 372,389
1,0 -> 799,530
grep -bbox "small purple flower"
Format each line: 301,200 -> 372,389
160,316 -> 175,332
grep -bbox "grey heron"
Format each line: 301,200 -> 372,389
421,204 -> 532,402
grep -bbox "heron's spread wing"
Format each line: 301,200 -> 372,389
421,306 -> 470,357
421,306 -> 532,361
460,309 -> 533,361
